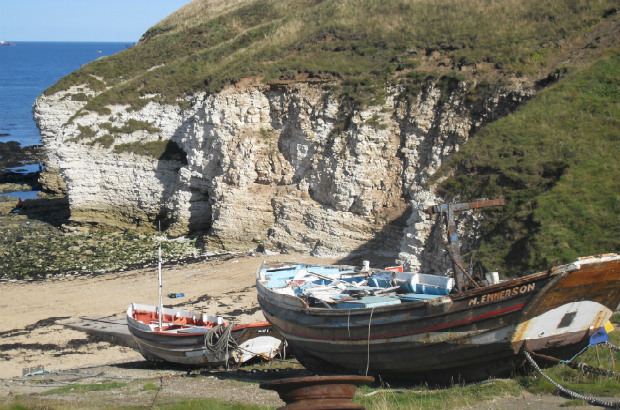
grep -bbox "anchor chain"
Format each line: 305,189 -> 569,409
524,351 -> 620,409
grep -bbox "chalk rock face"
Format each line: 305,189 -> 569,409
33,79 -> 533,272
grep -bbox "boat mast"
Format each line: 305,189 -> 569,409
158,221 -> 163,330
425,199 -> 504,292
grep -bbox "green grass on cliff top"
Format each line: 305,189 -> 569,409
436,50 -> 620,276
46,0 -> 619,110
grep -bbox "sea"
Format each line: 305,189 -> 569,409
0,42 -> 130,148
0,42 -> 130,198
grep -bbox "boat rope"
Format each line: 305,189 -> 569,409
347,309 -> 352,343
566,345 -> 590,363
204,323 -> 238,366
604,342 -> 620,352
524,351 -> 620,408
149,376 -> 163,409
365,307 -> 375,376
446,250 -> 481,289
531,348 -> 620,378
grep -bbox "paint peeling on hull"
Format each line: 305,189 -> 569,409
256,254 -> 620,383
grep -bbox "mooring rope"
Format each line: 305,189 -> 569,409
524,351 -> 620,408
347,309 -> 352,343
365,307 -> 375,376
605,342 -> 620,353
539,344 -> 620,378
204,323 -> 237,367
149,376 -> 163,409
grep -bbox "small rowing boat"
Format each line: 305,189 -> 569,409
127,302 -> 284,366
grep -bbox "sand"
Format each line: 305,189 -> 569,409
0,253 -> 340,379
0,254 -> 609,410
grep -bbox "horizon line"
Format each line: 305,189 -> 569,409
1,40 -> 138,43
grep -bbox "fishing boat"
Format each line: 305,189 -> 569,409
127,230 -> 283,367
256,200 -> 620,382
127,302 -> 284,366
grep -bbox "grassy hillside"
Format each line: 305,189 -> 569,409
436,49 -> 620,276
47,0 -> 619,111
44,0 -> 620,276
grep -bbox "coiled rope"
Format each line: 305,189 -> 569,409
524,351 -> 620,408
204,323 -> 237,366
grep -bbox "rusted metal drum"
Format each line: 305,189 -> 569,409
259,375 -> 374,410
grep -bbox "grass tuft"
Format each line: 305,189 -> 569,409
38,382 -> 126,396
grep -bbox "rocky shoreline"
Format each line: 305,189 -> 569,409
0,142 -> 206,280
0,194 -> 206,279
0,141 -> 43,194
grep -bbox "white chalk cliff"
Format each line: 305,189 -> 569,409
33,78 -> 533,273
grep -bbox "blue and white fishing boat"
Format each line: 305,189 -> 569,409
255,201 -> 620,382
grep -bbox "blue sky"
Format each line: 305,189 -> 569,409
1,0 -> 191,42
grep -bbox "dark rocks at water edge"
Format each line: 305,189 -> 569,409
0,194 -> 205,280
0,141 -> 44,192
0,141 -> 43,169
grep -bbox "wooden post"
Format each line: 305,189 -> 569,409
425,199 -> 505,292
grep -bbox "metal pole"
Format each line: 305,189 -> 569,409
158,221 -> 163,330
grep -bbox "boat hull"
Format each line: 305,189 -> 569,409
256,255 -> 620,383
127,303 -> 283,367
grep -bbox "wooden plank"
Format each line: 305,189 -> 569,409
59,316 -> 138,349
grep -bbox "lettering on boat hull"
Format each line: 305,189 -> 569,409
468,283 -> 536,306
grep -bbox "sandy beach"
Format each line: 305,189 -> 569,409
0,253 -> 340,379
0,253 -> 610,410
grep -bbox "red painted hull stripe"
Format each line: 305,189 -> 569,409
409,303 -> 526,335
274,303 -> 526,341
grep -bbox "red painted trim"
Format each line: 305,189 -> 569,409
412,303 -> 525,335
231,321 -> 272,330
274,303 -> 525,341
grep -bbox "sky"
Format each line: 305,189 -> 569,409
0,0 -> 192,42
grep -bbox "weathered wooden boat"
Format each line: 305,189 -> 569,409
256,200 -> 620,382
127,303 -> 284,366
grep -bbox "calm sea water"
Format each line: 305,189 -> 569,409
0,42 -> 130,147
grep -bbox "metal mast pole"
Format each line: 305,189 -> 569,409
158,222 -> 163,330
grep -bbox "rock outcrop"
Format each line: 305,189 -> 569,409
33,78 -> 534,273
